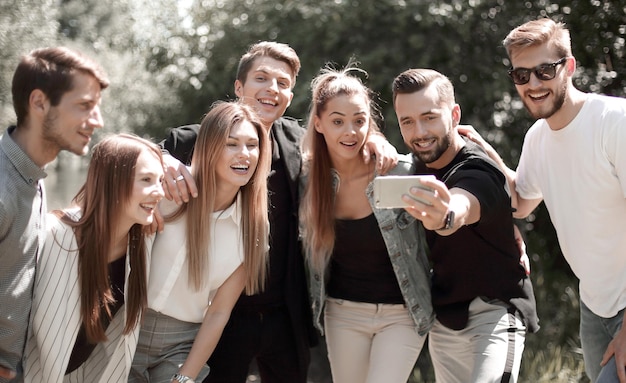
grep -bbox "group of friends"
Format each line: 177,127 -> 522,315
0,16 -> 625,383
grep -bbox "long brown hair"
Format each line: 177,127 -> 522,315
299,64 -> 379,273
55,133 -> 162,343
167,101 -> 271,294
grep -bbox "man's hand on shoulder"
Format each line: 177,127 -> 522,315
162,154 -> 197,205
363,132 -> 399,175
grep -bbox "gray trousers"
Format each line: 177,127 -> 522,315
129,309 -> 211,383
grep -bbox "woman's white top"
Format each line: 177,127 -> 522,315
148,194 -> 244,323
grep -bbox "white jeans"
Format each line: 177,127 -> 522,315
323,297 -> 426,383
429,297 -> 526,383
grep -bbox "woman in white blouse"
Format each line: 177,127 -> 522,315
24,134 -> 165,382
130,101 -> 271,383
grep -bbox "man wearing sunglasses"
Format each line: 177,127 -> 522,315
463,18 -> 626,383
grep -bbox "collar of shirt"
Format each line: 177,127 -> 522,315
1,126 -> 48,187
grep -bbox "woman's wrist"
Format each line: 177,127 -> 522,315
171,373 -> 195,383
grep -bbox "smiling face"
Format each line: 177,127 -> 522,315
510,43 -> 570,121
234,56 -> 294,128
394,83 -> 460,168
216,120 -> 260,198
42,72 -> 104,157
314,93 -> 370,165
122,149 -> 165,228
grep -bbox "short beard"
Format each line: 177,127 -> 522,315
525,81 -> 567,120
411,134 -> 451,164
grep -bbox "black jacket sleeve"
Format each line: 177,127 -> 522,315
159,124 -> 201,165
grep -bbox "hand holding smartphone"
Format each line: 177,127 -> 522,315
373,175 -> 436,209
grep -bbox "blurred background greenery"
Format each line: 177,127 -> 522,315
1,0 -> 625,381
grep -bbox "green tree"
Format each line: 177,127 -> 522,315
55,0 -> 185,141
0,0 -> 59,130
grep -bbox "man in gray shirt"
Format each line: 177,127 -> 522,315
0,47 -> 108,382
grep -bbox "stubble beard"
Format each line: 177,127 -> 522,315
411,134 -> 451,164
524,81 -> 568,120
42,110 -> 88,156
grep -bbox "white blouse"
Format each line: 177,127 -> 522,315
148,194 -> 244,323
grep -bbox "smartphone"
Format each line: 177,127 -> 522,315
373,175 -> 436,209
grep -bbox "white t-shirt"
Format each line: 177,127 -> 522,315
148,194 -> 244,323
516,93 -> 626,317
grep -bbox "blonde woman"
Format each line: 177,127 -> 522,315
130,101 -> 271,383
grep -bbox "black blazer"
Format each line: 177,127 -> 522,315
160,116 -> 318,371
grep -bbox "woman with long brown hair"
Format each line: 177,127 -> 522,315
300,66 -> 433,383
24,133 -> 165,382
130,101 -> 271,383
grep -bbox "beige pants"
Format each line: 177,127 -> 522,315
323,298 -> 426,383
429,297 -> 526,383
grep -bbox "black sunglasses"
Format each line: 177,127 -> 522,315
508,57 -> 568,85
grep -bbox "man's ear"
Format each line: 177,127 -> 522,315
30,89 -> 49,115
565,57 -> 577,76
234,80 -> 243,98
452,104 -> 461,126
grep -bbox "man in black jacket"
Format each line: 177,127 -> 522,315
159,42 -> 397,383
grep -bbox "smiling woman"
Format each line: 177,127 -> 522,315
24,133 -> 165,383
130,101 -> 272,383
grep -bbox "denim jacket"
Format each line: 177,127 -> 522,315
306,154 -> 434,336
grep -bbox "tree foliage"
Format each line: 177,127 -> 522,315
0,0 -> 58,128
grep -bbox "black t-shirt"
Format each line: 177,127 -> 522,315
327,213 -> 404,304
414,139 -> 538,332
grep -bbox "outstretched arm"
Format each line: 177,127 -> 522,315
401,177 -> 480,236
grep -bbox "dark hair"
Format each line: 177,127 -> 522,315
392,68 -> 455,106
12,46 -> 109,126
236,42 -> 300,88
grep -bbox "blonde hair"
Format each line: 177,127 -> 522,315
299,64 -> 379,273
167,101 -> 270,294
503,18 -> 572,59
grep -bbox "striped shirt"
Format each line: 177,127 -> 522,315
0,126 -> 47,380
23,212 -> 151,383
